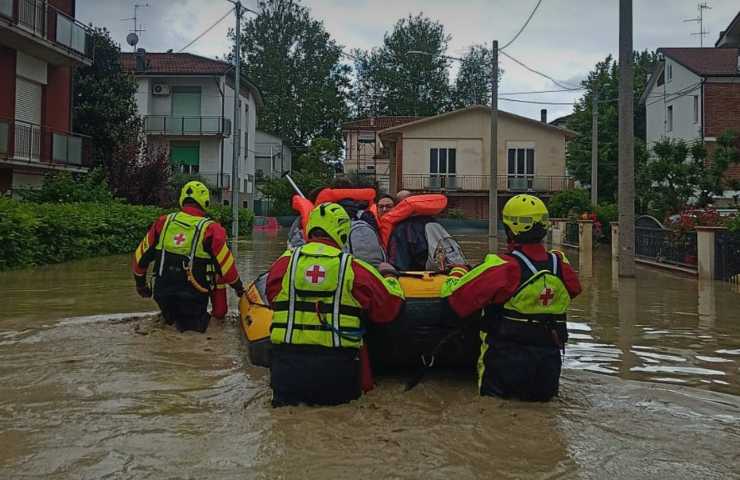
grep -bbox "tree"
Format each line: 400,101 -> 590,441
452,45 -> 493,108
231,0 -> 350,147
565,51 -> 657,202
350,13 -> 452,118
696,130 -> 740,206
73,27 -> 140,167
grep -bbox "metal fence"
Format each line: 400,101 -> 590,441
9,0 -> 94,59
564,222 -> 579,247
143,116 -> 231,136
635,227 -> 698,269
400,174 -> 574,192
715,230 -> 740,283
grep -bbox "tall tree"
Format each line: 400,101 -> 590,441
73,27 -> 140,167
565,50 -> 657,202
232,0 -> 350,147
351,13 -> 452,118
452,44 -> 493,108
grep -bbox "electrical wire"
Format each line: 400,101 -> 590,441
645,83 -> 702,106
500,0 -> 544,51
500,87 -> 585,95
499,97 -> 575,105
499,51 -> 580,90
178,7 -> 235,53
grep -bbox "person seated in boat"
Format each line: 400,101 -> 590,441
383,192 -> 465,272
132,181 -> 245,333
376,193 -> 395,218
441,194 -> 582,401
264,202 -> 405,406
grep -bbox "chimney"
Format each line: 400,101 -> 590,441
135,48 -> 147,72
540,109 -> 547,123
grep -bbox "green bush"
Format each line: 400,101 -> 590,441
548,189 -> 591,218
208,205 -> 255,236
594,202 -> 618,227
16,169 -> 114,203
0,199 -> 254,271
727,215 -> 740,233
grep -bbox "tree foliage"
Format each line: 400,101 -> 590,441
232,0 -> 350,147
452,45 -> 494,108
73,27 -> 140,167
350,13 -> 452,118
565,51 -> 657,202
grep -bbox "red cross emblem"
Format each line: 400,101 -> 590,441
539,287 -> 555,306
305,264 -> 326,284
173,233 -> 186,246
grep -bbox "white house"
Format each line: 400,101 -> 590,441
121,51 -> 263,208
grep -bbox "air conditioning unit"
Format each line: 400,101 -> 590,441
152,84 -> 170,96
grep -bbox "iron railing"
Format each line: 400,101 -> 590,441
199,173 -> 231,190
564,222 -> 580,247
715,230 -> 740,283
635,227 -> 698,269
1,0 -> 94,60
400,174 -> 574,192
0,118 -> 92,167
143,116 -> 232,137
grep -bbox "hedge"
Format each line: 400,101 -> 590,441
0,198 -> 253,271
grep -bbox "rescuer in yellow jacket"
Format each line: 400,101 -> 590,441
132,181 -> 245,333
442,194 -> 582,401
264,203 -> 405,406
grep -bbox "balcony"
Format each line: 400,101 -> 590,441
199,173 -> 231,190
0,118 -> 92,169
0,0 -> 94,65
401,174 -> 574,193
143,116 -> 232,137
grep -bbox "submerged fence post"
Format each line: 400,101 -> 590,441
578,219 -> 593,277
610,222 -> 619,259
696,226 -> 724,281
550,218 -> 566,247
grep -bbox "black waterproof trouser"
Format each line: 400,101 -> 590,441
154,290 -> 210,333
480,340 -> 562,401
270,344 -> 361,407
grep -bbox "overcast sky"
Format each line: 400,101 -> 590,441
77,0 -> 739,121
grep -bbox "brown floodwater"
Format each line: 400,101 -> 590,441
1,230 -> 739,479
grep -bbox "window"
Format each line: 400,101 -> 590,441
429,148 -> 457,189
507,147 -> 535,191
666,64 -> 672,83
170,87 -> 202,135
667,105 -> 673,132
170,141 -> 200,174
693,96 -> 699,124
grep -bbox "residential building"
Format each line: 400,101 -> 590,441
342,116 -> 420,192
254,129 -> 292,215
121,51 -> 263,208
377,106 -> 576,220
641,12 -> 740,186
0,0 -> 94,194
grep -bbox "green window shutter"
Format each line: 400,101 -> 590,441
171,87 -> 202,116
170,141 -> 200,166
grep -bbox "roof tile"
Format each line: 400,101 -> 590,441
120,52 -> 231,75
660,48 -> 740,76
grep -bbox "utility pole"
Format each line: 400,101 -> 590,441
591,86 -> 598,206
684,2 -> 711,47
489,40 -> 499,252
230,1 -> 242,251
618,0 -> 635,277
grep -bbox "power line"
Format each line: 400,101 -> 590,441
178,7 -> 234,53
645,83 -> 702,107
499,97 -> 574,106
500,87 -> 584,95
499,50 -> 580,90
500,0 -> 544,51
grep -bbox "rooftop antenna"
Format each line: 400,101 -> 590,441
121,3 -> 149,51
683,2 -> 711,47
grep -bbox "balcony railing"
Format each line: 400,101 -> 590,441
143,116 -> 232,137
0,0 -> 94,61
401,174 -> 574,192
0,118 -> 92,168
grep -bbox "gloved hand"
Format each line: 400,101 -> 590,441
232,280 -> 246,298
448,264 -> 469,279
135,275 -> 152,298
378,262 -> 399,278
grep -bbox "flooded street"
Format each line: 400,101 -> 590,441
2,231 -> 739,479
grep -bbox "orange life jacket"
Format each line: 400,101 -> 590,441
379,194 -> 448,247
292,188 -> 379,236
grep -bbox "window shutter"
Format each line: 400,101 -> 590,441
15,77 -> 42,124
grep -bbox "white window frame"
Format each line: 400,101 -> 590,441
429,147 -> 457,190
693,96 -> 699,124
667,105 -> 673,132
506,143 -> 536,191
666,63 -> 672,83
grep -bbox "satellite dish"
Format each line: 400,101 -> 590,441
126,33 -> 139,47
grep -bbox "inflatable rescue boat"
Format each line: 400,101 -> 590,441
239,271 -> 480,370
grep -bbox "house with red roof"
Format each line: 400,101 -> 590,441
641,11 -> 740,187
121,50 -> 263,208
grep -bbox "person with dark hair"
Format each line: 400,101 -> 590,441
265,202 -> 404,406
377,193 -> 395,218
132,181 -> 245,333
441,194 -> 582,401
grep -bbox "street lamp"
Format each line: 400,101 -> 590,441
406,43 -> 500,252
